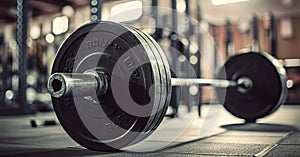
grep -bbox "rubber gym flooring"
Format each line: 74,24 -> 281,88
0,104 -> 300,156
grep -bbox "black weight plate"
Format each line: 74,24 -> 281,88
121,26 -> 164,144
51,21 -> 161,151
136,29 -> 172,132
130,27 -> 170,142
216,52 -> 287,121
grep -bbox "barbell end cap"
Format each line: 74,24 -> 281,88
47,73 -> 68,98
237,77 -> 254,94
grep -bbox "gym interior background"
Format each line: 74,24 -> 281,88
0,0 -> 300,156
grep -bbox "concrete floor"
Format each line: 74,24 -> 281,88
0,105 -> 300,156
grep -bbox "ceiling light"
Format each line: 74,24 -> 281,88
211,0 -> 249,5
30,24 -> 41,39
110,1 -> 143,22
52,16 -> 69,35
62,5 -> 75,17
45,33 -> 55,43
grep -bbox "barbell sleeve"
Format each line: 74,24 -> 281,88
47,71 -> 108,98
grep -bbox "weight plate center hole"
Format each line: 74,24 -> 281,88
52,79 -> 63,93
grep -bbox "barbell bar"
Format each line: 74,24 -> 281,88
47,21 -> 287,151
48,73 -> 252,98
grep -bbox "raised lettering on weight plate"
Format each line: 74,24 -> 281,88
104,122 -> 119,132
63,57 -> 75,73
109,42 -> 121,50
117,113 -> 128,127
86,38 -> 108,49
64,97 -> 73,107
123,56 -> 136,74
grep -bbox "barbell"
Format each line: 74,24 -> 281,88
47,21 -> 287,151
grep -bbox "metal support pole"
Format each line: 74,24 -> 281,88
225,19 -> 233,57
251,14 -> 259,52
16,0 -> 32,114
90,0 -> 103,22
168,0 -> 181,118
184,0 -> 193,112
171,0 -> 177,33
196,0 -> 202,116
151,0 -> 163,40
269,12 -> 277,58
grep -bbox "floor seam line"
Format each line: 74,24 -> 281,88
254,131 -> 294,157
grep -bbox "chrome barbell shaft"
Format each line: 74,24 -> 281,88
171,77 -> 253,93
48,71 -> 254,98
171,78 -> 238,88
